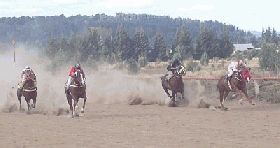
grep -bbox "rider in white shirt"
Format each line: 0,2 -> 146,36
227,60 -> 247,83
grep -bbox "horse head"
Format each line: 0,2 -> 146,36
73,69 -> 85,86
240,68 -> 252,83
24,71 -> 36,87
175,64 -> 186,77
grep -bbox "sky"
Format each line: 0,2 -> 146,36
0,0 -> 278,32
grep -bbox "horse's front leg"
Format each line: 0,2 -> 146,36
181,84 -> 185,99
240,88 -> 254,105
164,88 -> 171,98
171,91 -> 176,107
221,91 -> 229,111
25,98 -> 31,111
81,95 -> 86,114
238,90 -> 243,105
73,98 -> 79,117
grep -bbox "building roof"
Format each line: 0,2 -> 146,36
233,43 -> 254,51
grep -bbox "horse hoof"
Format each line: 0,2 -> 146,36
81,110 -> 84,113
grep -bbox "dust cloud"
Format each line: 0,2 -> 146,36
0,44 -> 170,115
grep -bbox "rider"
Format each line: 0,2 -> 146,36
226,59 -> 248,83
166,59 -> 182,81
65,63 -> 86,93
18,66 -> 37,91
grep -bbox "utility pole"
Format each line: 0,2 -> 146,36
11,39 -> 16,67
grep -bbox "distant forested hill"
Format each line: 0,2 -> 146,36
0,13 -> 258,47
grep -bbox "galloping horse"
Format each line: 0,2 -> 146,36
17,72 -> 37,111
217,67 -> 253,110
161,64 -> 186,107
65,69 -> 87,117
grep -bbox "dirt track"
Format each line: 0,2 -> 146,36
1,100 -> 280,148
1,48 -> 280,148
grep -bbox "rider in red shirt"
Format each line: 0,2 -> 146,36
66,63 -> 86,92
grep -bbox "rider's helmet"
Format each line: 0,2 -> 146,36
25,66 -> 31,71
172,59 -> 180,67
238,60 -> 243,66
75,63 -> 81,69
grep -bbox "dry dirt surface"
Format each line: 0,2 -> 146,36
1,47 -> 280,148
1,100 -> 280,148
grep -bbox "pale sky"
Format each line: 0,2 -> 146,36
0,0 -> 278,32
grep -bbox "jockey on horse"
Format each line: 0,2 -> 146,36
18,66 -> 37,92
165,59 -> 183,81
226,59 -> 248,90
65,63 -> 86,94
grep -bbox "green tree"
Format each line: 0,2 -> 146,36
173,26 -> 193,60
195,26 -> 219,60
114,24 -> 132,61
153,31 -> 167,61
217,25 -> 234,58
133,29 -> 150,61
46,34 -> 59,58
82,28 -> 101,61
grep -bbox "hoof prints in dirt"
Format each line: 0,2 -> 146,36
1,104 -> 70,116
1,103 -> 18,113
53,108 -> 70,116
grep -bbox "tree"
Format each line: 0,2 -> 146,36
172,26 -> 193,60
46,34 -> 59,57
114,24 -> 132,61
82,28 -> 101,61
217,25 -> 234,58
133,29 -> 150,61
195,26 -> 219,60
153,31 -> 167,61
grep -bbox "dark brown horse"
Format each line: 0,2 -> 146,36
161,64 -> 186,107
217,67 -> 254,110
17,72 -> 37,111
65,69 -> 87,117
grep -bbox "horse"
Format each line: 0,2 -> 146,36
65,69 -> 87,117
217,67 -> 254,110
17,72 -> 37,111
161,64 -> 186,107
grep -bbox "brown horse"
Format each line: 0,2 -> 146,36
161,64 -> 186,107
17,72 -> 37,111
217,67 -> 254,110
65,69 -> 87,117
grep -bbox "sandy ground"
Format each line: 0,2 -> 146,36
1,100 -> 280,148
0,46 -> 280,148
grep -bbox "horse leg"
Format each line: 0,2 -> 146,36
163,87 -> 171,98
219,90 -> 229,110
171,91 -> 176,107
181,84 -> 185,99
240,88 -> 254,105
73,97 -> 79,117
81,96 -> 86,113
32,98 -> 36,108
67,97 -> 73,117
17,89 -> 22,111
238,90 -> 243,105
25,98 -> 31,111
